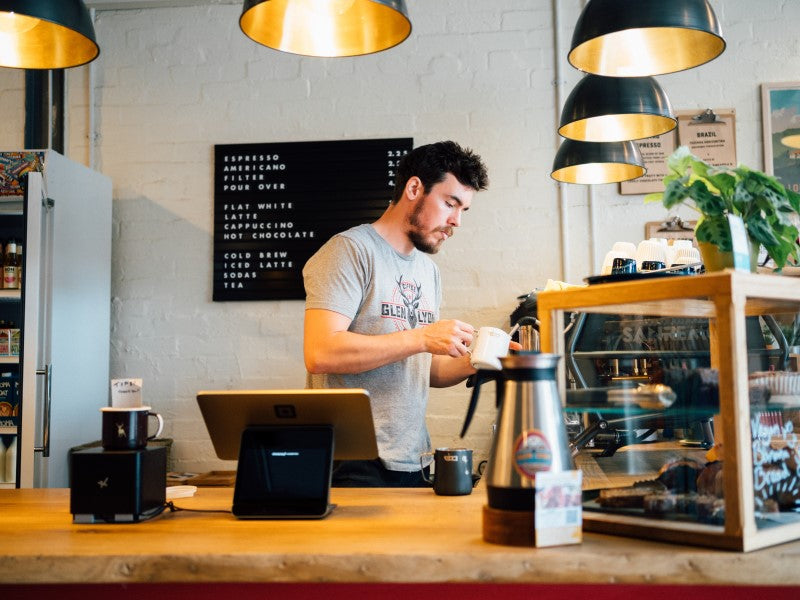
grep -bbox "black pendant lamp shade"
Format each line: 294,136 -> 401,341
0,0 -> 99,69
240,0 -> 411,58
558,75 -> 676,143
551,139 -> 645,185
568,0 -> 725,77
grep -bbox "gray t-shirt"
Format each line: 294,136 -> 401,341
303,223 -> 441,471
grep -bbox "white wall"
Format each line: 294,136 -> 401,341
0,69 -> 24,148
2,0 -> 799,472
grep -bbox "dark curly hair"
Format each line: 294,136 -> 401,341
390,141 -> 488,203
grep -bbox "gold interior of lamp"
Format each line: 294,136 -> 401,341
0,11 -> 98,69
569,28 -> 725,77
240,0 -> 412,57
559,113 -> 676,143
551,162 -> 645,185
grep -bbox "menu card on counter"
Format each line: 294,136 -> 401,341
213,138 -> 413,301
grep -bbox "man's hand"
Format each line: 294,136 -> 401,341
420,319 -> 475,358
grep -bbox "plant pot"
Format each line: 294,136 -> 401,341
697,240 -> 759,273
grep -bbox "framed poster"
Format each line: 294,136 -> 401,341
761,82 -> 800,193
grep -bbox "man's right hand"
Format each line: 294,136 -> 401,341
420,319 -> 475,358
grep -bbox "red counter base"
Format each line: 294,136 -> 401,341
2,583 -> 799,600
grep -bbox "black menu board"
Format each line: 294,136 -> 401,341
213,137 -> 413,301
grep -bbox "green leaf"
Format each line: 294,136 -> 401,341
732,182 -> 754,216
687,180 -> 726,216
703,170 -> 736,198
666,146 -> 694,175
785,187 -> 800,212
695,215 -> 732,251
644,192 -> 664,204
756,193 -> 793,226
745,214 -> 780,248
661,179 -> 690,210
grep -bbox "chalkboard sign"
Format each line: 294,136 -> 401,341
213,137 -> 413,301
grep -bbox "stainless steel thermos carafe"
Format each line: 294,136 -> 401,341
461,352 -> 574,511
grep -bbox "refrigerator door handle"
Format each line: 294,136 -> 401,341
34,364 -> 52,457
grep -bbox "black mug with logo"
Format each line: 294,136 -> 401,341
420,448 -> 473,496
101,406 -> 164,450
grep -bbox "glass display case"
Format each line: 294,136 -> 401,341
537,270 -> 800,551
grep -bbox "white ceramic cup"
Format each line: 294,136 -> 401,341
469,326 -> 510,371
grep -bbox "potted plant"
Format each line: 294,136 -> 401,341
645,146 -> 800,271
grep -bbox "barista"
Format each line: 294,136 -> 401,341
303,141 -> 496,487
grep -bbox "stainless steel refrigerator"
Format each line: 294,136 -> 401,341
0,150 -> 111,488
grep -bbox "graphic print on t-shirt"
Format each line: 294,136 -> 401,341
381,274 -> 435,330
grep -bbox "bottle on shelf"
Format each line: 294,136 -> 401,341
3,240 -> 19,290
15,244 -> 21,288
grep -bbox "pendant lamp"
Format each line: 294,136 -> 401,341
558,75 -> 676,142
568,0 -> 725,77
240,0 -> 411,58
551,139 -> 645,185
0,0 -> 98,69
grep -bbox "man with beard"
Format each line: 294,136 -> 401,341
302,141 -> 490,487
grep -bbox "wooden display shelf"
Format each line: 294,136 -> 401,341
537,270 -> 800,552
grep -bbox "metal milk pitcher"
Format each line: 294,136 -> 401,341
461,352 -> 574,511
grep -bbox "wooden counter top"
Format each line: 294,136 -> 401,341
2,487 -> 800,586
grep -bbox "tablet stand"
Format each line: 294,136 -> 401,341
232,425 -> 335,519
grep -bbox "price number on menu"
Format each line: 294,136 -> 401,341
387,148 -> 409,186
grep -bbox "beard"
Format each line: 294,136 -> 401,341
407,197 -> 453,254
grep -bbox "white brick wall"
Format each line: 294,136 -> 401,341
1,0 -> 799,472
0,69 -> 24,147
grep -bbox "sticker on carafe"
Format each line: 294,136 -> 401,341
513,430 -> 552,479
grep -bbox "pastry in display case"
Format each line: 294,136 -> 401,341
536,270 -> 800,551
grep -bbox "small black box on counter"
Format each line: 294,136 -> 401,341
70,445 -> 166,523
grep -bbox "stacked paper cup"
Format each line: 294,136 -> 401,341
612,241 -> 637,257
673,246 -> 703,272
636,239 -> 668,271
601,241 -> 637,275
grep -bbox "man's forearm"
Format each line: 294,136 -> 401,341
305,328 -> 426,374
429,354 -> 475,387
